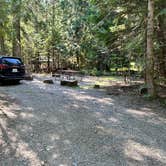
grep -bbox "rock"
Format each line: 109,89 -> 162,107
61,80 -> 78,87
94,84 -> 100,89
43,79 -> 54,84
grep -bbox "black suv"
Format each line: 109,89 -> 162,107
0,56 -> 25,83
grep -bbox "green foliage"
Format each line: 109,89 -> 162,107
156,8 -> 166,17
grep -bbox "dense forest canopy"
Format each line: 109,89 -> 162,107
0,0 -> 165,96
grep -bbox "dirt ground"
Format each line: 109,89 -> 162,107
0,75 -> 166,166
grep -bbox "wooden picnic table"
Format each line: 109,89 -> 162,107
57,70 -> 81,75
57,70 -> 83,81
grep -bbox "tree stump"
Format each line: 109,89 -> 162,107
93,84 -> 100,89
43,79 -> 54,84
60,80 -> 78,87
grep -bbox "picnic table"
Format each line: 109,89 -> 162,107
57,70 -> 82,81
58,69 -> 80,75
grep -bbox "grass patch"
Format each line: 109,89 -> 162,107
79,85 -> 94,90
101,76 -> 123,81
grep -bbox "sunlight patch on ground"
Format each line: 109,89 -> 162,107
96,124 -> 123,136
126,108 -> 166,125
124,139 -> 166,164
69,92 -> 113,106
126,109 -> 155,117
2,110 -> 17,119
146,116 -> 166,125
49,134 -> 60,141
0,102 -> 21,119
20,112 -> 34,119
108,117 -> 119,123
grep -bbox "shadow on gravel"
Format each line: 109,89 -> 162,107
0,95 -> 42,165
0,82 -> 166,166
0,81 -> 22,86
61,89 -> 166,165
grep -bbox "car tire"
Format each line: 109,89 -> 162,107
13,80 -> 20,84
0,80 -> 4,86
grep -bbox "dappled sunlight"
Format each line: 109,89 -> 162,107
46,116 -> 59,124
157,117 -> 166,124
14,141 -> 41,166
94,110 -> 120,125
141,107 -> 153,111
96,125 -> 123,137
95,112 -> 103,118
145,116 -> 166,126
52,153 -> 59,160
49,134 -> 60,141
125,108 -> 166,126
0,96 -> 21,119
2,109 -> 17,119
0,94 -> 43,165
124,139 -> 166,164
126,108 -> 155,117
25,79 -> 47,90
68,92 -> 114,106
0,118 -> 42,166
108,117 -> 119,123
0,75 -> 166,165
1,96 -> 38,122
20,112 -> 34,119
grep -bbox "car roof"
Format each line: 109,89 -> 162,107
0,55 -> 21,59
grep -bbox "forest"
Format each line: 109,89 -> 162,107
0,0 -> 166,97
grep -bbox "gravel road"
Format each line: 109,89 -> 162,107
0,75 -> 166,166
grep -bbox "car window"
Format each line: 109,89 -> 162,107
2,58 -> 23,66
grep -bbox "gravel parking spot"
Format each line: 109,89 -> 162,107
0,76 -> 166,166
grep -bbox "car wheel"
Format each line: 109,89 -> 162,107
13,80 -> 20,84
0,80 -> 4,86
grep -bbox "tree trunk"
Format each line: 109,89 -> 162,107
12,0 -> 21,57
47,52 -> 50,73
0,36 -> 5,54
76,55 -> 80,69
52,0 -> 56,70
157,1 -> 166,77
146,0 -> 156,97
0,22 -> 6,54
52,48 -> 56,70
35,52 -> 41,73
